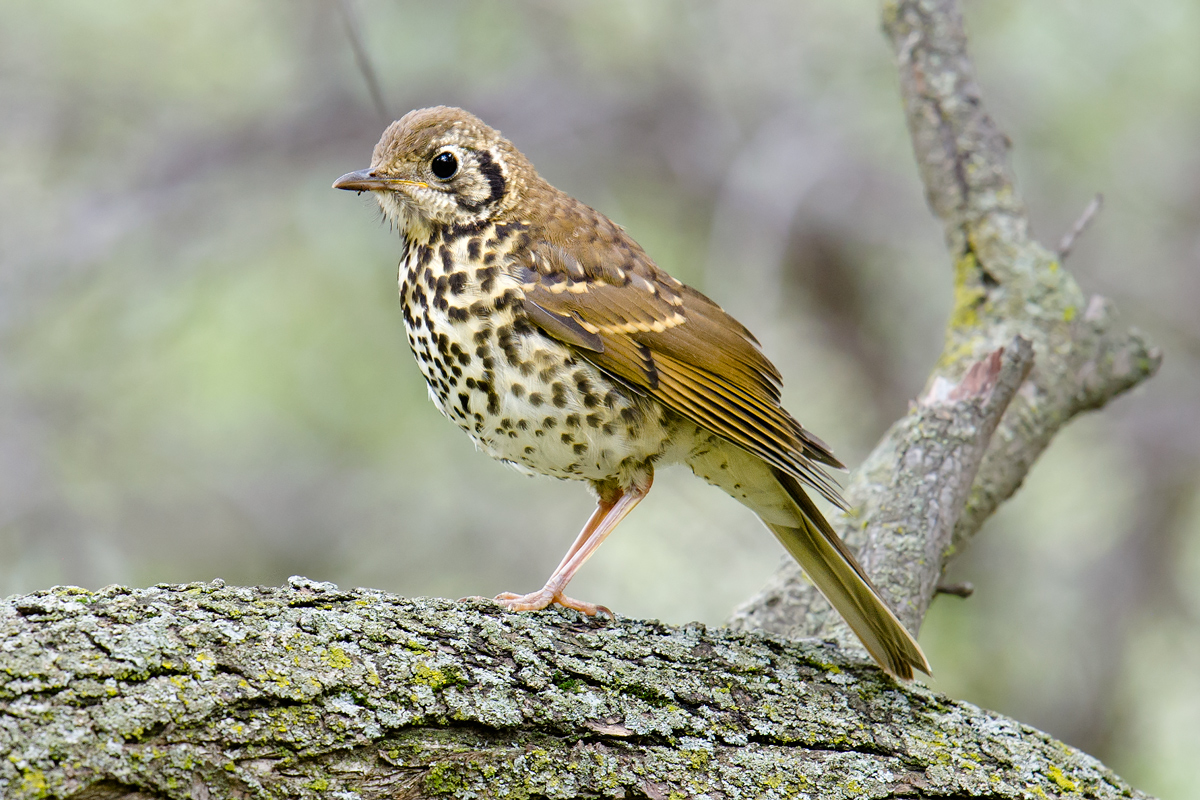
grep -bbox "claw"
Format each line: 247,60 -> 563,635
489,590 -> 613,617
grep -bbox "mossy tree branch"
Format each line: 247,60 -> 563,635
0,581 -> 1150,799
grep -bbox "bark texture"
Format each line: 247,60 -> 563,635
0,580 -> 1148,800
728,0 -> 1160,644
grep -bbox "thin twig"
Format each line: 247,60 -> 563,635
1057,193 -> 1104,261
935,582 -> 975,598
333,0 -> 390,125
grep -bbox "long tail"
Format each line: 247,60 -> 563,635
765,468 -> 929,679
685,438 -> 929,678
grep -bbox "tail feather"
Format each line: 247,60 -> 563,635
766,469 -> 929,679
684,435 -> 928,678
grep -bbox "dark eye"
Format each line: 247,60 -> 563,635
431,151 -> 458,180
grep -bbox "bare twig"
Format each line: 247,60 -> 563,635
936,582 -> 975,598
332,0 -> 390,124
1058,193 -> 1104,261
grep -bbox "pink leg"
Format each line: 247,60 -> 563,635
492,474 -> 652,616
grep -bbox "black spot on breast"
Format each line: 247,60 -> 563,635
467,238 -> 481,260
478,266 -> 498,294
552,384 -> 568,408
440,246 -> 454,273
529,392 -> 544,407
447,305 -> 469,322
565,414 -> 580,428
586,414 -> 602,428
493,289 -> 521,311
542,416 -> 557,429
511,384 -> 525,398
448,271 -> 468,294
491,221 -> 523,243
473,327 -> 493,344
450,220 -> 486,239
458,393 -> 471,413
561,432 -> 574,444
572,443 -> 588,455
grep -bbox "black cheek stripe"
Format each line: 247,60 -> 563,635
474,149 -> 507,205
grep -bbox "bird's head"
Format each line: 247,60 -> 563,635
334,106 -> 531,235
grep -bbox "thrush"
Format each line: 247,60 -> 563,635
334,106 -> 929,679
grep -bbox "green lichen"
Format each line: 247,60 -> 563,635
1047,764 -> 1079,793
423,761 -> 465,795
18,769 -> 48,799
322,647 -> 352,670
412,662 -> 462,690
949,251 -> 987,331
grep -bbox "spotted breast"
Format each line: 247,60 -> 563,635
397,217 -> 678,488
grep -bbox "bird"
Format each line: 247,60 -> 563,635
333,106 -> 929,679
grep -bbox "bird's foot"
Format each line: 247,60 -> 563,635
490,589 -> 613,617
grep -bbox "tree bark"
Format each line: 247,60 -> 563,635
0,1 -> 1163,798
0,580 -> 1150,799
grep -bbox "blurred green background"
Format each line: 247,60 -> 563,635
2,1 -> 1198,794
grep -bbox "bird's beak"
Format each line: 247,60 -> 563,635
332,170 -> 429,192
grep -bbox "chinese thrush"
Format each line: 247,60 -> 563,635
334,106 -> 929,678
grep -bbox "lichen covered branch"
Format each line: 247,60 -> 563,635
0,581 -> 1148,799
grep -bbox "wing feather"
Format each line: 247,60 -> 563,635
509,190 -> 843,499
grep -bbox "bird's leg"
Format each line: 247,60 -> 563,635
494,472 -> 653,616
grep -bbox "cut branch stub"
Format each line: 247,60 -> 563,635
732,338 -> 1033,642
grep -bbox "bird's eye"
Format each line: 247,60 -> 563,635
431,151 -> 458,180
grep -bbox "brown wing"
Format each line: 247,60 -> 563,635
509,192 -> 845,505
